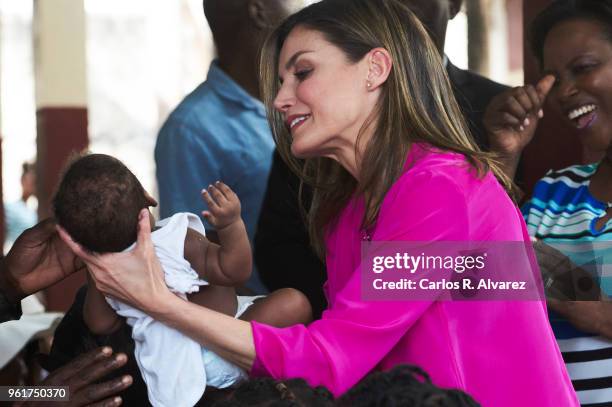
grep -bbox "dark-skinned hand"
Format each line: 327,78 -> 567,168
0,218 -> 86,303
484,75 -> 556,157
548,298 -> 612,340
14,347 -> 133,407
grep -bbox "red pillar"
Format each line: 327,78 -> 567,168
34,0 -> 88,312
36,108 -> 88,219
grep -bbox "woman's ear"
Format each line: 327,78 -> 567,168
366,48 -> 392,91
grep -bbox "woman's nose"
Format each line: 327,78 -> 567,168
557,77 -> 579,101
273,84 -> 295,113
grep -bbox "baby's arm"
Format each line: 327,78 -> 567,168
188,181 -> 251,286
83,272 -> 123,335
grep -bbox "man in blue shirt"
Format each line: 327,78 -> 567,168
155,0 -> 302,293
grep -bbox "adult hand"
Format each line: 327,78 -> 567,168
533,240 -> 600,301
547,298 -> 612,340
14,347 -> 132,407
0,219 -> 86,303
57,209 -> 171,314
484,75 -> 556,157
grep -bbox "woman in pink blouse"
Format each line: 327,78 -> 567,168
61,0 -> 577,405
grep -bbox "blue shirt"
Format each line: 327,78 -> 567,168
155,61 -> 274,292
4,199 -> 37,247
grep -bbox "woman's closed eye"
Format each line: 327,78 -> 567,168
572,61 -> 599,75
294,68 -> 313,81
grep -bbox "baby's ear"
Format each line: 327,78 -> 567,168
144,190 -> 158,207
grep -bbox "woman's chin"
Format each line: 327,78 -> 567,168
290,142 -> 317,159
577,127 -> 612,153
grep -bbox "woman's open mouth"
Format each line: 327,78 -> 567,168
288,114 -> 311,132
567,104 -> 597,130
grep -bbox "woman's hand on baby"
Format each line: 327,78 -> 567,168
484,75 -> 556,157
201,181 -> 242,230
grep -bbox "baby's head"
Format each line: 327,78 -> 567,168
53,153 -> 150,253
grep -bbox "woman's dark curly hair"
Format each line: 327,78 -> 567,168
212,377 -> 334,407
336,365 -> 480,407
530,0 -> 612,66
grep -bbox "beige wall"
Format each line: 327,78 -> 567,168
33,0 -> 87,108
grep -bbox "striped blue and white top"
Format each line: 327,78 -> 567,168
523,163 -> 612,406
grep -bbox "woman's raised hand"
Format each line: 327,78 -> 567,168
484,75 -> 556,157
57,209 -> 172,314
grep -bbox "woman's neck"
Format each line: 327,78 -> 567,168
332,119 -> 377,183
331,151 -> 360,182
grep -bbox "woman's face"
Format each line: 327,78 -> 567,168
274,27 -> 376,159
543,18 -> 612,152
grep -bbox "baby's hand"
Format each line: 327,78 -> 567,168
201,181 -> 242,229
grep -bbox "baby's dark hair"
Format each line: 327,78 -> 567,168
336,365 -> 480,407
530,0 -> 612,66
53,153 -> 149,253
212,377 -> 334,407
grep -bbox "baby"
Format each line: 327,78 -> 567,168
53,153 -> 311,406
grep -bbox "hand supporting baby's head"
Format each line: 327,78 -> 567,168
53,153 -> 151,253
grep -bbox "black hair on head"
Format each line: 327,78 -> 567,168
53,153 -> 149,253
336,365 -> 481,407
530,0 -> 612,66
212,377 -> 334,407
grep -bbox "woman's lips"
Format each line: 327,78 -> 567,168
289,115 -> 310,132
575,110 -> 597,130
567,104 -> 597,130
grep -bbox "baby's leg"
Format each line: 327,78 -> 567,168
188,286 -> 238,317
239,288 -> 313,327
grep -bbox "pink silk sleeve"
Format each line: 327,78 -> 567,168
250,169 -> 475,395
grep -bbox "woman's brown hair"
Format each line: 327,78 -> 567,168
260,0 -> 513,258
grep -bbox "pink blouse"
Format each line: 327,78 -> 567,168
250,143 -> 578,406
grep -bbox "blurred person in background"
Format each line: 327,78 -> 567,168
486,0 -> 612,404
155,0 -> 303,294
4,162 -> 37,252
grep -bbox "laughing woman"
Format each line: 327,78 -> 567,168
61,0 -> 577,405
487,1 -> 612,404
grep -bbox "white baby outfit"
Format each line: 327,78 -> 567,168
106,213 -> 246,407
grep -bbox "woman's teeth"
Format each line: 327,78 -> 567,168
290,115 -> 310,129
567,104 -> 597,121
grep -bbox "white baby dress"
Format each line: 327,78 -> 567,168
106,213 -> 246,407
